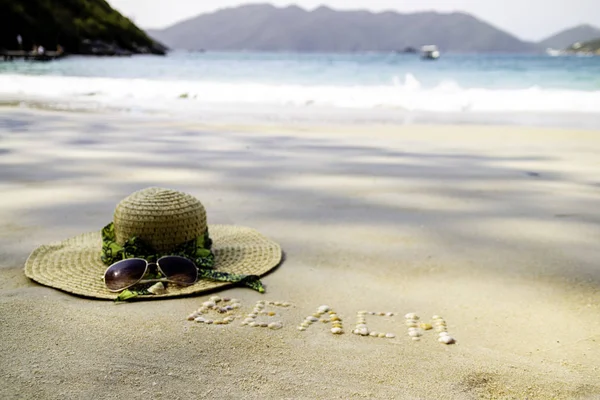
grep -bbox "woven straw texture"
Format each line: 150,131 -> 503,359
114,187 -> 207,253
24,225 -> 282,299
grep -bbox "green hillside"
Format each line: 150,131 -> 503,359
567,38 -> 600,54
0,0 -> 166,54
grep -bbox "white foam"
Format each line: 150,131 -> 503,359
1,73 -> 600,115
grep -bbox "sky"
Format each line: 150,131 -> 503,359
109,0 -> 600,41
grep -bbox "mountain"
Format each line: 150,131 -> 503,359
147,4 -> 539,53
0,0 -> 166,55
539,24 -> 600,49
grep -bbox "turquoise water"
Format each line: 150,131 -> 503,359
1,51 -> 600,125
2,51 -> 600,90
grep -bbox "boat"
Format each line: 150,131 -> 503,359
421,45 -> 440,60
546,48 -> 564,56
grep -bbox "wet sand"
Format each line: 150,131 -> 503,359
1,108 -> 599,399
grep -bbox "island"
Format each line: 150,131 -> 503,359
566,38 -> 600,55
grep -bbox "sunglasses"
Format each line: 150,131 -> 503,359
104,256 -> 198,292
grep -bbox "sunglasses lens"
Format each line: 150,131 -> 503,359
157,256 -> 198,285
104,258 -> 148,291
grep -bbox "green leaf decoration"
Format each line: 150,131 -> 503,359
115,289 -> 138,302
101,222 -> 266,300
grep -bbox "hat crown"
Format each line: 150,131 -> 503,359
113,187 -> 207,253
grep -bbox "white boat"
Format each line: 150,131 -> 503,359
421,45 -> 440,60
546,48 -> 563,56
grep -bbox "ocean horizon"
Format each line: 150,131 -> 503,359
1,50 -> 599,128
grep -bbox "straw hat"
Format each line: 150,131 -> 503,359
24,187 -> 283,300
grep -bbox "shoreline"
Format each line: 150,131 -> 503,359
3,101 -> 600,131
1,108 -> 599,399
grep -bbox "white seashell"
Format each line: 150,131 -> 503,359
268,322 -> 283,330
205,320 -> 214,324
357,311 -> 367,315
187,313 -> 198,321
358,328 -> 369,336
307,316 -> 319,322
231,303 -> 241,309
318,305 -> 330,313
432,315 -> 442,320
247,314 -> 257,318
369,332 -> 379,337
439,336 -> 456,344
355,324 -> 367,330
301,322 -> 310,328
194,317 -> 206,323
385,333 -> 396,338
331,327 -> 343,334
209,296 -> 221,303
386,312 -> 394,317
404,313 -> 417,320
408,330 -> 423,337
282,302 -> 291,307
202,301 -> 216,308
273,302 -> 282,306
147,282 -> 165,295
439,332 -> 450,337
224,317 -> 234,323
298,327 -> 306,331
248,322 -> 258,327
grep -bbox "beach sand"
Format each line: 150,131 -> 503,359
1,108 -> 599,399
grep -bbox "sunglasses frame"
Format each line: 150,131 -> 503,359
103,256 -> 198,292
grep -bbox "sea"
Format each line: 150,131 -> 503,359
1,51 -> 599,128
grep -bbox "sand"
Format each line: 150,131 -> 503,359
1,108 -> 599,399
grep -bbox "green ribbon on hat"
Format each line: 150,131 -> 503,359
100,222 -> 265,296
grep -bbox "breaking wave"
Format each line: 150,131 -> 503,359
2,73 -> 600,114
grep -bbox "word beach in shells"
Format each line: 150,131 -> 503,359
187,298 -> 456,345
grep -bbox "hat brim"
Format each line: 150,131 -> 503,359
24,225 -> 282,300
